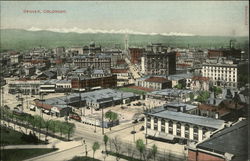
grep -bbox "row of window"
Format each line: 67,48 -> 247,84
203,66 -> 237,70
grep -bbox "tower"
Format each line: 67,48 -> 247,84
124,34 -> 129,51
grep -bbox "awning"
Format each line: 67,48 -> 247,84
146,129 -> 157,137
158,132 -> 174,140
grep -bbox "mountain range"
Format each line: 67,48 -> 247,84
0,29 -> 248,52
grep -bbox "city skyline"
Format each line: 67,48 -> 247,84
1,1 -> 249,36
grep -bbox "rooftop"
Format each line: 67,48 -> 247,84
165,102 -> 197,111
192,76 -> 209,81
197,119 -> 248,161
145,77 -> 169,83
147,107 -> 224,129
168,73 -> 193,80
149,88 -> 192,96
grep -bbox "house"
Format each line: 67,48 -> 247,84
190,76 -> 210,91
168,73 -> 193,88
136,76 -> 172,90
146,88 -> 194,108
187,118 -> 247,161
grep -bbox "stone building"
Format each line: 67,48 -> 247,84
73,54 -> 111,70
141,43 -> 176,76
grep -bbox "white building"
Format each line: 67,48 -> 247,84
136,76 -> 172,90
8,80 -> 41,95
144,105 -> 225,143
202,58 -> 238,88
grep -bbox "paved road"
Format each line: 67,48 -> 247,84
125,57 -> 141,80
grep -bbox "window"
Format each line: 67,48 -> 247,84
185,124 -> 189,138
169,121 -> 173,134
176,122 -> 181,136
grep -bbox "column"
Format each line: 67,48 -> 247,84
173,122 -> 177,136
157,118 -> 161,132
165,120 -> 169,133
150,117 -> 154,130
144,116 -> 147,129
198,127 -> 203,142
189,125 -> 194,140
181,123 -> 185,138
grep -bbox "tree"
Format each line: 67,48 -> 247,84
105,110 -> 118,131
103,135 -> 109,153
189,93 -> 194,102
44,120 -> 52,141
197,91 -> 210,103
64,122 -> 75,141
55,120 -> 64,138
111,137 -> 122,161
174,83 -> 183,89
92,141 -> 100,159
33,115 -> 44,140
151,144 -> 158,161
48,120 -> 57,135
136,139 -> 145,160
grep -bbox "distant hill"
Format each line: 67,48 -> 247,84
0,29 -> 248,52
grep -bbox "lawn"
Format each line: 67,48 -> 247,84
0,126 -> 46,145
0,148 -> 57,161
68,156 -> 101,161
118,87 -> 146,95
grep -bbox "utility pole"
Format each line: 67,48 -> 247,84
2,87 -> 4,107
78,76 -> 82,116
133,125 -> 135,143
102,106 -> 104,135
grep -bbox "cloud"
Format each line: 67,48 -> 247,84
26,27 -> 195,36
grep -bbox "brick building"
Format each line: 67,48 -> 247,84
129,48 -> 144,64
208,49 -> 242,59
71,75 -> 117,90
141,43 -> 176,76
187,118 -> 247,161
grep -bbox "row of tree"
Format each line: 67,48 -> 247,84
0,108 -> 75,141
90,135 -> 177,161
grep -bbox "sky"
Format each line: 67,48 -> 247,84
0,1 -> 249,36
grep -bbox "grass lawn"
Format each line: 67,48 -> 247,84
0,148 -> 57,161
118,87 -> 146,95
0,126 -> 46,145
68,156 -> 101,161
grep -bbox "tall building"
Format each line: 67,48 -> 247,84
141,43 -> 176,76
73,54 -> 111,70
129,48 -> 144,64
202,58 -> 238,88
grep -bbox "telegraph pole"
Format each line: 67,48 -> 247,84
78,76 -> 82,116
102,106 -> 104,135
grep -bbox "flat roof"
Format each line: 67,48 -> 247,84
73,88 -> 137,103
147,109 -> 224,129
149,88 -> 192,96
165,102 -> 197,111
197,119 -> 247,161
